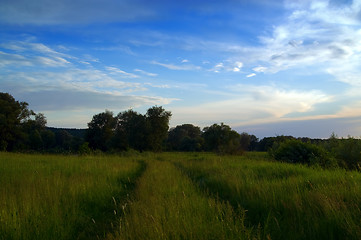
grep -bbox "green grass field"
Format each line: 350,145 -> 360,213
1,152 -> 361,239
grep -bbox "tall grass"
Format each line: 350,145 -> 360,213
174,152 -> 361,240
3,151 -> 361,240
111,155 -> 258,240
0,152 -> 145,240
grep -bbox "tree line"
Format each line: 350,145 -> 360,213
1,92 -> 361,170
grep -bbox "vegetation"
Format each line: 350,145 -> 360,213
270,139 -> 335,168
173,152 -> 361,240
85,106 -> 171,152
2,92 -> 361,169
0,152 -> 145,240
111,156 -> 255,240
2,152 -> 361,240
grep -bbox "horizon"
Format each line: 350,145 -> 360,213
1,0 -> 361,139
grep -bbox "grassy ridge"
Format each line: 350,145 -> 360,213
0,152 -> 145,240
111,156 -> 257,240
174,152 -> 361,240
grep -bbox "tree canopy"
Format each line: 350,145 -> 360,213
85,106 -> 171,152
0,92 -> 34,150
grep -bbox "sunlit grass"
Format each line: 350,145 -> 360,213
2,151 -> 361,240
174,152 -> 361,240
111,156 -> 257,240
0,152 -> 144,240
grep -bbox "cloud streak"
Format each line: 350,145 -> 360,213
151,61 -> 201,71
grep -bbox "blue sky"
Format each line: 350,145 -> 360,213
1,0 -> 361,138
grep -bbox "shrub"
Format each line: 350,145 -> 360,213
78,142 -> 92,155
334,137 -> 361,170
271,139 -> 335,168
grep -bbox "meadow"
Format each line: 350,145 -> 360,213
1,152 -> 361,239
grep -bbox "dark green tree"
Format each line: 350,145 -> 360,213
167,124 -> 203,151
86,110 -> 116,151
202,123 -> 242,154
146,106 -> 172,152
0,92 -> 34,151
55,130 -> 73,151
115,110 -> 148,151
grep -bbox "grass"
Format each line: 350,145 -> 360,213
0,152 -> 145,240
110,155 -> 257,240
173,152 -> 361,240
2,151 -> 361,240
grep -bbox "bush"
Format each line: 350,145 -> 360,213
334,137 -> 361,170
271,139 -> 335,168
78,142 -> 91,155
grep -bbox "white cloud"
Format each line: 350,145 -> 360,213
235,61 -> 243,68
246,73 -> 256,78
252,66 -> 267,72
134,69 -> 158,77
171,84 -> 332,127
0,41 -> 73,68
151,60 -> 201,71
251,0 -> 361,77
0,51 -> 33,67
106,66 -> 139,78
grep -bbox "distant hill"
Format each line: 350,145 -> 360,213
47,127 -> 86,139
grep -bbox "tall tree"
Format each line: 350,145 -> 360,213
86,110 -> 116,151
167,124 -> 203,151
115,110 -> 148,151
0,92 -> 34,151
146,106 -> 172,152
202,123 -> 242,154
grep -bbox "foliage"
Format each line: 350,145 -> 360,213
115,109 -> 148,151
0,92 -> 34,151
202,123 -> 243,155
85,106 -> 171,152
239,132 -> 258,151
326,136 -> 361,170
167,124 -> 204,151
146,106 -> 172,152
271,139 -> 334,167
86,110 -> 116,151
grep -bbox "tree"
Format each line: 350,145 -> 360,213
167,124 -> 203,151
115,110 -> 148,151
86,110 -> 116,151
146,106 -> 172,152
202,123 -> 242,155
55,130 -> 73,151
0,92 -> 34,151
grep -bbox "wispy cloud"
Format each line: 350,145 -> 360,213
0,39 -> 177,120
151,61 -> 201,71
246,73 -> 256,78
0,41 -> 73,67
171,84 -> 332,127
134,69 -> 158,77
250,0 -> 361,79
106,66 -> 139,78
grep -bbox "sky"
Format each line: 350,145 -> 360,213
1,0 -> 361,139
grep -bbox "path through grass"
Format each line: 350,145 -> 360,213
111,156 -> 257,240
